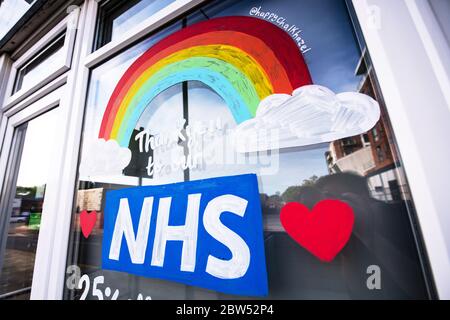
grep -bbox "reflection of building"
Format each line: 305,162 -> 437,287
76,188 -> 104,212
11,185 -> 45,218
76,187 -> 104,232
326,50 -> 411,202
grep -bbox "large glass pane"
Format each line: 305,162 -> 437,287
0,107 -> 59,300
64,0 -> 434,300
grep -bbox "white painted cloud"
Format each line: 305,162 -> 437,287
234,85 -> 380,153
79,139 -> 132,177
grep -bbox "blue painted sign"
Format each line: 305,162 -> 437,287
102,174 -> 268,296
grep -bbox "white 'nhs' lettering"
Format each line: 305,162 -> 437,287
108,194 -> 251,279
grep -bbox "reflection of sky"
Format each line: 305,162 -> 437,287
138,84 -> 185,184
261,146 -> 329,195
187,82 -> 329,195
18,40 -> 65,92
16,108 -> 59,187
111,0 -> 176,41
0,0 -> 33,40
137,84 -> 183,133
192,0 -> 362,92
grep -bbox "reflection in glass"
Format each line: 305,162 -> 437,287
0,108 -> 59,300
96,0 -> 176,48
0,0 -> 35,40
111,0 -> 176,42
13,33 -> 66,94
134,84 -> 185,185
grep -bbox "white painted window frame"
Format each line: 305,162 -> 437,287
352,0 -> 450,299
0,85 -> 63,300
0,4 -> 87,300
0,54 -> 13,154
2,10 -> 79,111
1,0 -> 449,300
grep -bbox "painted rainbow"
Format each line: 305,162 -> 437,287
99,16 -> 313,147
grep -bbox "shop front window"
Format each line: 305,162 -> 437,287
64,0 -> 434,300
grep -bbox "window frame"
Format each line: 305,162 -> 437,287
94,0 -> 142,50
2,10 -> 79,111
84,0 -> 205,68
0,86 -> 62,300
352,0 -> 450,299
11,32 -> 66,94
0,3 -> 90,300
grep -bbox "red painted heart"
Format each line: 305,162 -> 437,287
80,210 -> 97,238
280,200 -> 354,262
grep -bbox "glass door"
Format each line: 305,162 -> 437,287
0,106 -> 60,299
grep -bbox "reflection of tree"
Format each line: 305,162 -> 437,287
267,194 -> 283,209
260,193 -> 283,215
260,175 -> 324,214
302,175 -> 319,186
16,186 -> 37,198
281,175 -> 321,203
